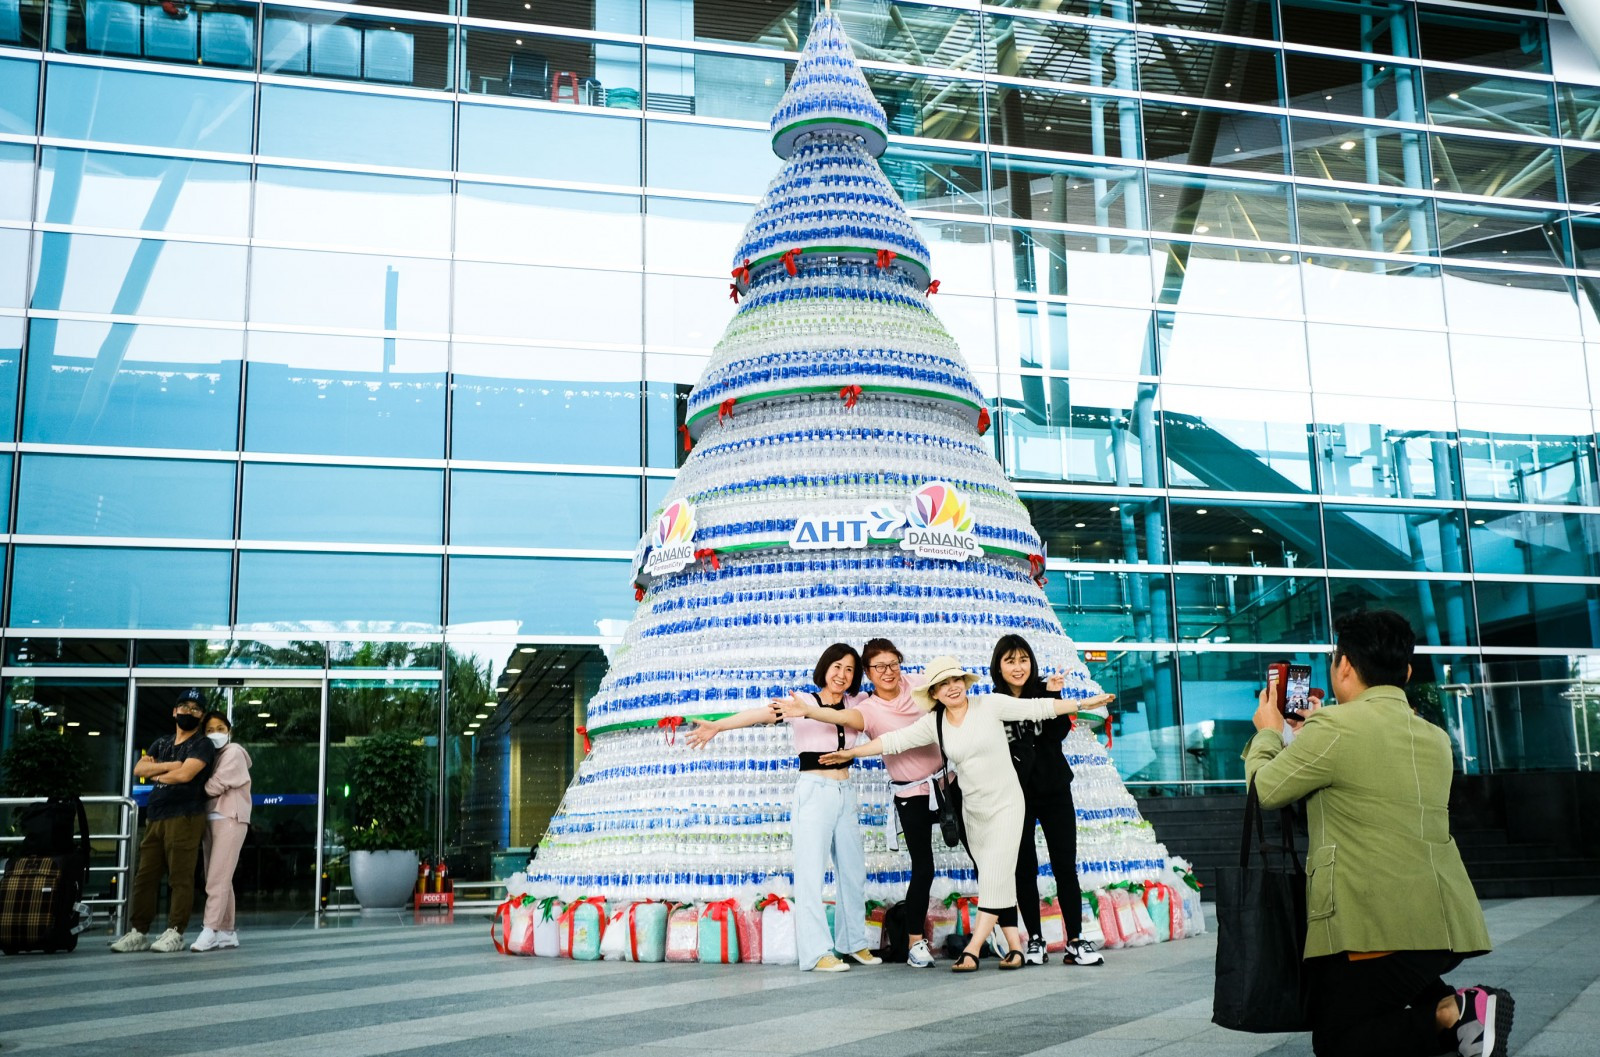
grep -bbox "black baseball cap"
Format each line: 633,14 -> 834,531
175,689 -> 205,707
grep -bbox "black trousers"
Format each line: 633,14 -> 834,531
1015,769 -> 1082,941
893,793 -> 937,935
1308,950 -> 1463,1057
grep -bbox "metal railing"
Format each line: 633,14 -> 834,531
0,796 -> 139,936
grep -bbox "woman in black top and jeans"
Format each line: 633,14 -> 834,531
993,634 -> 1105,967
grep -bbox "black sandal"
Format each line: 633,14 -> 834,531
999,949 -> 1025,970
951,951 -> 980,973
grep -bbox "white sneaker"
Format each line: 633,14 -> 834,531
906,939 -> 935,968
1025,935 -> 1047,965
191,927 -> 222,952
149,928 -> 186,953
109,928 -> 149,953
1063,938 -> 1104,966
216,930 -> 240,949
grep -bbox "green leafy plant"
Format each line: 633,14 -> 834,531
0,726 -> 91,798
344,730 -> 429,853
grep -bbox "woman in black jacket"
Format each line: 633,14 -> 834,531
992,634 -> 1104,967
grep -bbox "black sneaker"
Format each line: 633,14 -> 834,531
1454,985 -> 1513,1057
1063,938 -> 1104,966
1024,935 -> 1047,965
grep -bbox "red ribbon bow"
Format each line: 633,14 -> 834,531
840,384 -> 862,408
755,893 -> 791,912
657,715 -> 685,745
634,586 -> 645,602
731,259 -> 751,285
728,283 -> 740,303
1028,553 -> 1046,583
926,279 -> 941,295
718,398 -> 736,423
780,247 -> 802,275
976,406 -> 991,436
704,898 -> 738,963
679,424 -> 691,452
875,249 -> 897,269
694,548 -> 721,571
576,726 -> 591,754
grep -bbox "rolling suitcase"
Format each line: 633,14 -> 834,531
1,796 -> 91,954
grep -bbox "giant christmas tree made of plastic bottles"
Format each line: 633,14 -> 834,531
529,9 -> 1180,920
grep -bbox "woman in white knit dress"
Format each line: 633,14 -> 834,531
822,656 -> 1111,971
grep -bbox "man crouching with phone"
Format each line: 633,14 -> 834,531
1243,609 -> 1513,1057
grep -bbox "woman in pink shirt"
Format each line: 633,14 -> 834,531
776,638 -> 943,967
687,643 -> 880,973
194,711 -> 251,953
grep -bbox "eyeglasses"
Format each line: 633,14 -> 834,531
868,662 -> 901,673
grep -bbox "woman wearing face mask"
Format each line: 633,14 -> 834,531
993,634 -> 1104,967
821,657 -> 1113,972
774,638 -> 943,967
688,643 -> 879,973
194,711 -> 252,953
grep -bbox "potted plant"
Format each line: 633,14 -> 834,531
344,730 -> 429,910
1,726 -> 91,799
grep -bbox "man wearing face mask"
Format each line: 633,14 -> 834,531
111,688 -> 219,953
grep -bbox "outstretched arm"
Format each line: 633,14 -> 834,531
686,705 -> 777,748
772,692 -> 864,731
818,737 -> 884,767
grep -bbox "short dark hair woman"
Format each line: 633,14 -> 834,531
991,634 -> 1104,967
688,642 -> 878,973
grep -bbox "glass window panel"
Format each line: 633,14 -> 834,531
254,167 -> 452,255
1442,267 -> 1582,340
1570,215 -> 1600,277
0,228 -> 26,309
0,317 -> 16,442
451,471 -> 639,550
447,557 -> 633,635
1144,100 -> 1286,175
31,233 -> 247,320
3,679 -> 130,801
454,262 -> 640,346
0,144 -> 34,221
994,229 -> 1152,304
983,14 -> 1133,85
1136,32 -> 1281,107
1473,655 -> 1599,773
1289,117 -> 1430,190
1086,650 -> 1182,783
21,319 -> 242,450
460,25 -> 637,104
49,0 -> 258,69
645,197 -> 746,277
1307,325 -> 1452,400
259,7 -> 452,89
36,149 -> 250,238
1563,146 -> 1600,206
645,46 -> 788,123
450,344 -> 642,467
1312,394 -> 1462,501
1476,583 -> 1600,650
327,641 -> 441,670
458,103 -> 641,185
17,455 -> 234,539
1159,312 -> 1308,390
134,638 -> 327,667
1426,70 -> 1555,137
0,454 -> 10,528
926,291 -> 997,368
999,376 -> 1158,486
881,142 -> 987,213
1416,5 -> 1548,75
1323,504 -> 1466,574
1431,132 -> 1559,201
853,69 -> 979,145
10,545 -> 230,629
244,332 -> 446,459
1328,577 -> 1476,647
1175,574 -> 1329,644
43,66 -> 252,153
1457,403 -> 1599,505
1171,498 -> 1323,569
1469,507 -> 1600,578
0,58 -> 37,136
241,464 -> 443,544
989,154 -> 1145,230
999,302 -> 1152,374
645,274 -> 736,354
4,638 -> 131,666
1284,51 -> 1422,121
1300,255 -> 1446,328
1281,0 -> 1412,57
1452,333 -> 1586,408
1557,83 -> 1600,142
913,218 -> 994,296
1438,199 -> 1567,268
644,120 -> 769,196
1021,492 -> 1166,564
258,86 -> 452,168
986,85 -> 1130,158
1044,570 -> 1174,642
465,1 -> 635,33
460,184 -> 641,269
1146,171 -> 1293,244
1177,648 -> 1328,784
248,249 -> 449,333
1162,385 -> 1315,493
1294,187 -> 1436,256
236,552 -> 442,633
1151,240 -> 1304,317
644,378 -> 689,471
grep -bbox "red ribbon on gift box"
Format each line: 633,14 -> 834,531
657,715 -> 685,744
755,893 -> 791,912
704,898 -> 738,963
557,896 -> 606,956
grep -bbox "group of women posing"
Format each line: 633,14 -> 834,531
687,636 -> 1113,973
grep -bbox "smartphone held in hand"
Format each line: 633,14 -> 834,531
1266,662 -> 1313,718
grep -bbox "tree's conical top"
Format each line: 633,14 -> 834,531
770,9 -> 889,159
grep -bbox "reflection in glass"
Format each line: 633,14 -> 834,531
645,274 -> 737,353
1557,83 -> 1600,143
2,679 -> 129,799
1289,117 -> 1428,190
36,149 -> 251,237
1146,171 -> 1293,244
989,154 -> 1144,231
1294,186 -> 1434,255
450,471 -> 639,550
1457,404 -> 1598,506
5,639 -> 130,666
1044,570 -> 1174,643
880,142 -> 985,212
1563,147 -> 1600,207
461,26 -> 638,106
241,464 -> 443,545
1021,493 -> 1166,564
1441,267 -> 1582,341
1313,396 -> 1462,500
32,232 -> 247,320
254,167 -> 452,255
1136,31 -> 1281,107
1325,505 -> 1467,575
0,144 -> 29,221
236,553 -> 443,633
1162,386 -> 1315,494
18,455 -> 234,539
1301,255 -> 1446,328
454,262 -> 640,346
11,545 -> 231,629
1171,499 -> 1322,569
1475,657 -> 1595,772
999,301 -> 1152,374
984,12 -> 1132,86
1143,100 -> 1286,175
0,58 -> 37,136
645,197 -> 747,277
1152,240 -> 1303,316
1306,326 -> 1451,400
43,66 -> 253,153
447,557 -> 633,636
0,228 -> 26,309
994,230 -> 1152,304
1177,649 -> 1327,782
1476,583 -> 1600,650
0,317 -> 16,442
1431,132 -> 1558,201
1000,376 -> 1158,486
259,85 -> 453,170
1284,50 -> 1421,120
1158,312 -> 1307,390
1176,573 -> 1328,645
647,47 -> 787,122
1435,201 -> 1566,269
1425,70 -> 1554,137
450,345 -> 642,467
244,332 -> 446,459
1416,6 -> 1548,75
458,103 -> 641,184
249,249 -> 449,333
645,121 -> 776,196
461,185 -> 642,269
1469,508 -> 1600,578
258,7 -> 452,89
22,319 -> 242,450
1452,333 -> 1586,408
1085,650 -> 1181,782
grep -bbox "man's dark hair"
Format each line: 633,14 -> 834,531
1332,609 -> 1415,689
812,642 -> 863,695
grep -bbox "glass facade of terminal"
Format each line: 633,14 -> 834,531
4,0 -> 1600,910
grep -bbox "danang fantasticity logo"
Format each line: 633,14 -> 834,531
643,499 -> 698,576
788,481 -> 982,561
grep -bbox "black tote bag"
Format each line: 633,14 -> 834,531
1211,779 -> 1312,1034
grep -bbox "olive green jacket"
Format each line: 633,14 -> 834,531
1242,685 -> 1492,960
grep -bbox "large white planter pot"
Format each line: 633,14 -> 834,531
349,849 -> 419,910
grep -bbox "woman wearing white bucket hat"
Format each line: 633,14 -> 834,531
821,655 -> 1112,972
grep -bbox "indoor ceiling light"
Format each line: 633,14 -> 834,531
67,721 -> 80,728
248,699 -> 262,705
464,730 -> 475,737
1339,140 -> 1356,150
519,647 -> 536,654
87,731 -> 101,736
1074,522 -> 1086,528
1109,505 -> 1120,511
506,667 -> 522,674
497,687 -> 508,693
475,713 -> 488,720
1252,528 -> 1264,534
265,722 -> 279,728
1196,509 -> 1208,515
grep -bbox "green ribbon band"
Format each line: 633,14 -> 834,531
686,384 -> 981,429
579,713 -> 741,740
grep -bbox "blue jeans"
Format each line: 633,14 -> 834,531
792,773 -> 868,969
